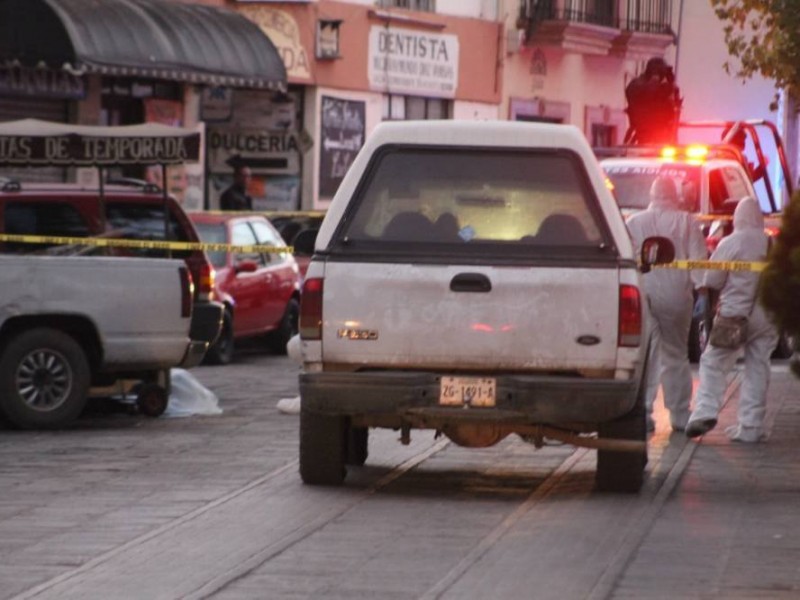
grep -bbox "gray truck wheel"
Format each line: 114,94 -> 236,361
300,408 -> 346,485
0,328 -> 90,429
346,426 -> 369,466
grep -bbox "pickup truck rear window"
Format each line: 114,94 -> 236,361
106,203 -> 192,259
336,147 -> 612,258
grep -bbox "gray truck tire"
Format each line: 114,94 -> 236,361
0,328 -> 90,429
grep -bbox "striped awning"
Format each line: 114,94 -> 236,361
0,0 -> 287,90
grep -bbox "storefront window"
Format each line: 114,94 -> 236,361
378,0 -> 436,12
382,95 -> 450,121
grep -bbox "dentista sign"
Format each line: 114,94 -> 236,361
368,26 -> 459,98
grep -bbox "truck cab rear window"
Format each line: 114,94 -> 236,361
339,148 -> 609,255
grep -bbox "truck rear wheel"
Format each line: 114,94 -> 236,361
300,408 -> 346,485
0,328 -> 90,429
596,410 -> 647,493
346,426 -> 369,466
596,352 -> 649,493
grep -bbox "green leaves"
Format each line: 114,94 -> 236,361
711,0 -> 800,101
760,189 -> 800,365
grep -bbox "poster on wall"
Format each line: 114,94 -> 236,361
319,96 -> 365,199
143,98 -> 204,212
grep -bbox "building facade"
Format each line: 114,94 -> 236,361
503,0 -> 674,146
221,0 -> 502,211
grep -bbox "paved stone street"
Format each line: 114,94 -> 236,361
0,347 -> 798,599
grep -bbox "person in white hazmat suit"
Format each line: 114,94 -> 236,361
685,196 -> 779,442
626,175 -> 708,432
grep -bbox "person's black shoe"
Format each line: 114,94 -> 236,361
685,418 -> 717,439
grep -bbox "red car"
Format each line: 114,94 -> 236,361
189,212 -> 301,365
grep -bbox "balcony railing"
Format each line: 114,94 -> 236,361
519,0 -> 672,35
624,0 -> 672,35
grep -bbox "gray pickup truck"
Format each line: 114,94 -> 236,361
0,254 -> 202,429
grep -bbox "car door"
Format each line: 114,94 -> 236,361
226,221 -> 269,334
250,218 -> 295,327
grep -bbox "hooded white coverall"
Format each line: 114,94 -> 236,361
626,175 -> 708,431
687,197 -> 779,442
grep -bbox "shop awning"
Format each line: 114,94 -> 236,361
0,119 -> 201,166
0,0 -> 286,90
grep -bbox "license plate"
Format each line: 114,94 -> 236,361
439,376 -> 496,407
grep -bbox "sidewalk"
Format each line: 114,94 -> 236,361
614,363 -> 800,599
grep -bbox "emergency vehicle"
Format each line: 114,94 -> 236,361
597,120 -> 792,360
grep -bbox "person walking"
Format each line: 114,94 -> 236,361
626,174 -> 708,432
686,196 -> 779,442
220,165 -> 253,211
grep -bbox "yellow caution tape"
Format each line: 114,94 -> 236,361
0,233 -> 292,254
205,210 -> 326,218
655,259 -> 767,272
693,214 -> 732,221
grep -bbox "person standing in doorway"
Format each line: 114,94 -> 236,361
626,174 -> 708,433
220,165 -> 253,211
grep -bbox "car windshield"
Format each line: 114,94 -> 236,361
337,148 -> 611,259
603,163 -> 701,212
193,222 -> 227,268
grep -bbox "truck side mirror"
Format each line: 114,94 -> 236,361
640,236 -> 675,273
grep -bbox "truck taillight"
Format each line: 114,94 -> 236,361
619,285 -> 642,347
300,278 -> 323,340
196,263 -> 215,302
179,267 -> 193,318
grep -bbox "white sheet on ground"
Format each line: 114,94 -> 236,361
165,369 -> 223,418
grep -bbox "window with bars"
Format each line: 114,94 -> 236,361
382,95 -> 450,121
377,0 -> 436,12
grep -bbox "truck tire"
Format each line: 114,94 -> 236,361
0,328 -> 90,429
268,298 -> 299,355
204,309 -> 234,365
346,426 -> 369,466
596,351 -> 649,493
300,408 -> 346,485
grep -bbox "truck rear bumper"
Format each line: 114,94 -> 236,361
179,341 -> 209,369
190,300 -> 224,346
300,371 -> 638,426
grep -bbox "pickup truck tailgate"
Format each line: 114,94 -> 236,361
322,262 -> 620,371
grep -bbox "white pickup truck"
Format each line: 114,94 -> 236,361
295,120 -> 674,493
0,254 -> 202,429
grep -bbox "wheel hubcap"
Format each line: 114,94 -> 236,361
16,349 -> 73,411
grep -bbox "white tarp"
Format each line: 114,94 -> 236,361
165,369 -> 223,418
